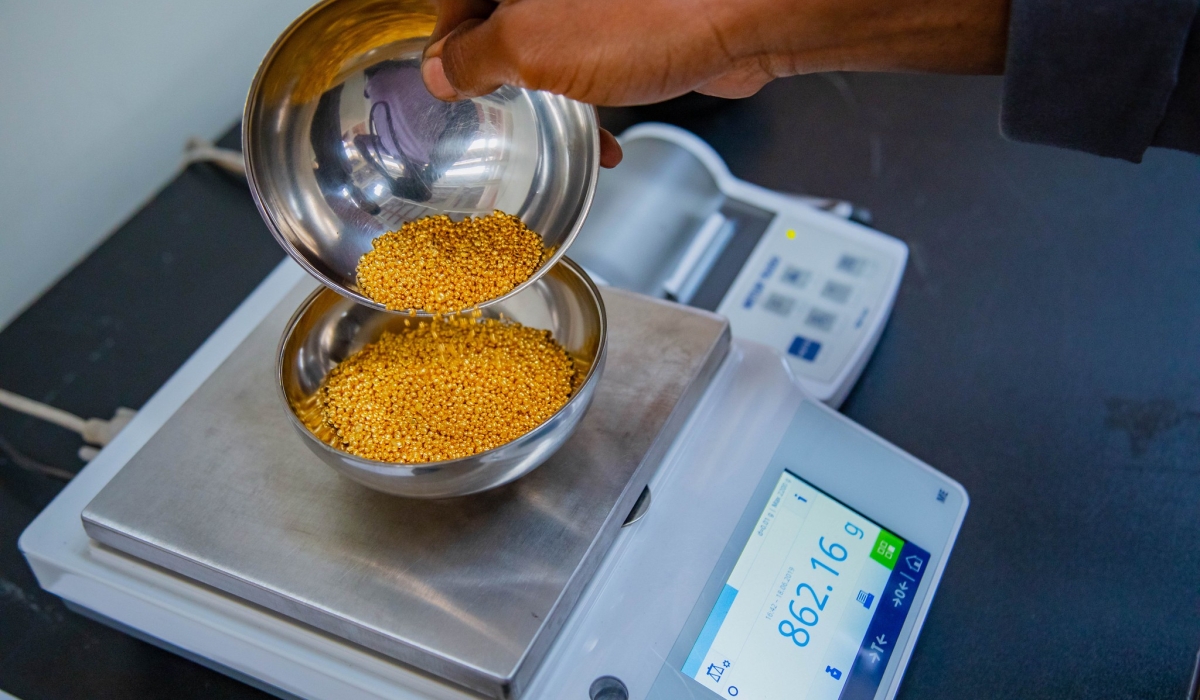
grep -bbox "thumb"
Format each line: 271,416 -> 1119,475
423,17 -> 522,100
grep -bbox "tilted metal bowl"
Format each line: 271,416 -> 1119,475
244,0 -> 600,316
278,258 -> 606,498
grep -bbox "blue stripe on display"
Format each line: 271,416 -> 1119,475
682,584 -> 739,677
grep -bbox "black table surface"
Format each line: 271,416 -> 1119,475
2,74 -> 1198,699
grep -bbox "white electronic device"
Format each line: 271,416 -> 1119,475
21,263 -> 965,700
570,124 -> 908,407
21,127 -> 963,700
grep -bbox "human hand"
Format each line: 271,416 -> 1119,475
421,0 -> 1010,167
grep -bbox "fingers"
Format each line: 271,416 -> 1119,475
425,15 -> 521,100
422,0 -> 753,105
424,0 -> 499,100
599,128 -> 623,168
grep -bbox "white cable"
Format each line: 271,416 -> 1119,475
183,137 -> 246,176
0,388 -> 137,448
0,388 -> 86,434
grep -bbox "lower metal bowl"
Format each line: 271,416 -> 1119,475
277,259 -> 606,498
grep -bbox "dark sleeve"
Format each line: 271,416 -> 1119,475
1001,0 -> 1200,162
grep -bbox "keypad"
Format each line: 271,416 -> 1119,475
716,215 -> 898,387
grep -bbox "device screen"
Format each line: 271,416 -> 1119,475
682,470 -> 930,700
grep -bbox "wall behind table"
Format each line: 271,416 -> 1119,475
0,0 -> 315,330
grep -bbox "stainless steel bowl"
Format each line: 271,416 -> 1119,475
244,0 -> 600,316
278,258 -> 607,498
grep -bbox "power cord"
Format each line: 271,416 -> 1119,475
0,135 -> 231,481
183,137 -> 246,177
0,388 -> 137,476
0,436 -> 75,481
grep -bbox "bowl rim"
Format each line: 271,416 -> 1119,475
275,257 -> 608,470
243,0 -> 601,318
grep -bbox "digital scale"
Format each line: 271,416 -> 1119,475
20,125 -> 967,700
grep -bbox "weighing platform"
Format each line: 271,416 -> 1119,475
21,126 -> 968,700
82,278 -> 730,697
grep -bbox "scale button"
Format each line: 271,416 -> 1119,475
805,308 -> 837,332
821,280 -> 853,304
781,265 -> 812,289
788,336 -> 822,362
836,254 -> 869,277
762,293 -> 796,317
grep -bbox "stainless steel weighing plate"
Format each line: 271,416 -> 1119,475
81,278 -> 730,699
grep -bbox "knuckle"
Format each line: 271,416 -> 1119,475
494,24 -> 539,87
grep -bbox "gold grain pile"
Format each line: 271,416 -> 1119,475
357,211 -> 545,313
313,316 -> 576,463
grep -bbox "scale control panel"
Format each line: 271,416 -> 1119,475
716,209 -> 906,402
569,123 -> 909,406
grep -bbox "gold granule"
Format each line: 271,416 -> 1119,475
356,211 -> 545,313
311,317 -> 576,463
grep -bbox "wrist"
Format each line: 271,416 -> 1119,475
711,0 -> 1010,76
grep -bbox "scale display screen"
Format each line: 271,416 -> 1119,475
682,470 -> 929,700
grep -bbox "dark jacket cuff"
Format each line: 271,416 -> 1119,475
1001,0 -> 1200,162
1154,11 -> 1200,154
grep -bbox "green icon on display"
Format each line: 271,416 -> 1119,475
870,530 -> 904,570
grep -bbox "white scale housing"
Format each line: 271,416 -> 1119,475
20,126 -> 963,700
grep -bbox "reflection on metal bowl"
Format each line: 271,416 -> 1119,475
244,0 -> 600,315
